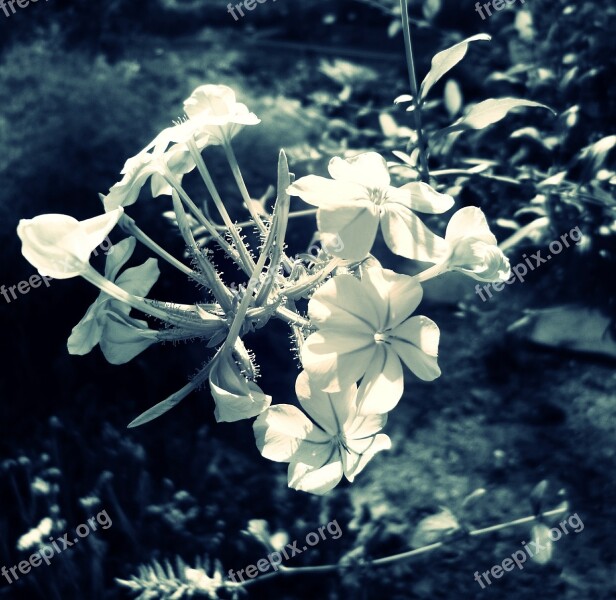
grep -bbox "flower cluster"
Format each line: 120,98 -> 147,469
16,84 -> 510,495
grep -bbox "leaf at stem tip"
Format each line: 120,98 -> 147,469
530,479 -> 549,515
420,34 -> 491,101
450,98 -> 556,132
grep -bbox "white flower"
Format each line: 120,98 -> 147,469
67,237 -> 159,364
287,152 -> 453,262
301,266 -> 441,414
254,371 -> 391,495
442,207 -> 511,282
17,209 -> 123,279
102,121 -> 209,211
209,352 -> 271,423
183,84 -> 260,144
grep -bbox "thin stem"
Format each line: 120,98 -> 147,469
187,138 -> 256,272
224,142 -> 296,273
162,167 -> 245,271
220,204 -> 279,355
400,0 -> 430,182
430,168 -> 522,186
81,266 -> 184,325
118,214 -> 199,280
413,262 -> 448,283
211,209 -> 318,231
223,142 -> 268,235
275,305 -> 311,329
172,191 -> 234,313
282,257 -> 342,299
236,504 -> 569,589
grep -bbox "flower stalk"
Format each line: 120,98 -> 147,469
400,0 -> 430,181
236,504 -> 569,589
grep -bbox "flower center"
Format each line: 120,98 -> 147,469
334,433 -> 352,454
368,187 -> 387,206
374,332 -> 389,344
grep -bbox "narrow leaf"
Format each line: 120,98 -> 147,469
451,98 -> 555,131
127,394 -> 186,428
420,34 -> 491,100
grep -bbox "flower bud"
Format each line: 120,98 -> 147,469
209,352 -> 271,423
17,209 -> 123,279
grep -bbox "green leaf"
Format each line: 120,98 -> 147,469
445,98 -> 555,133
420,34 -> 491,101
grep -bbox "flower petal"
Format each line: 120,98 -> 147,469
301,330 -> 375,393
210,352 -> 271,422
392,182 -> 455,214
104,237 -> 136,281
328,153 -> 390,188
343,433 -> 391,481
317,202 -> 379,261
445,206 -> 497,245
211,379 -> 271,423
295,371 -> 356,436
253,404 -> 332,462
308,274 -> 380,332
356,345 -> 404,415
288,455 -> 344,495
103,155 -> 157,211
99,311 -> 157,365
449,241 -> 511,282
115,258 -> 160,298
287,176 -> 365,208
67,301 -> 104,356
389,316 -> 441,381
380,204 -> 449,262
361,266 -> 423,330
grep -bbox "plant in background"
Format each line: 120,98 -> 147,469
15,1 -> 576,596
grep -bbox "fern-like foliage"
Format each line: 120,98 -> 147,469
116,555 -> 238,600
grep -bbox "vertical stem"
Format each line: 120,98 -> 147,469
118,214 -> 199,281
400,0 -> 430,182
161,167 -> 246,271
224,142 -> 294,272
223,142 -> 268,234
186,138 -> 256,273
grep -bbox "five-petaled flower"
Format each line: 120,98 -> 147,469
183,84 -> 260,145
254,371 -> 391,494
17,209 -> 124,279
287,152 -> 454,262
67,237 -> 160,365
301,265 -> 441,414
